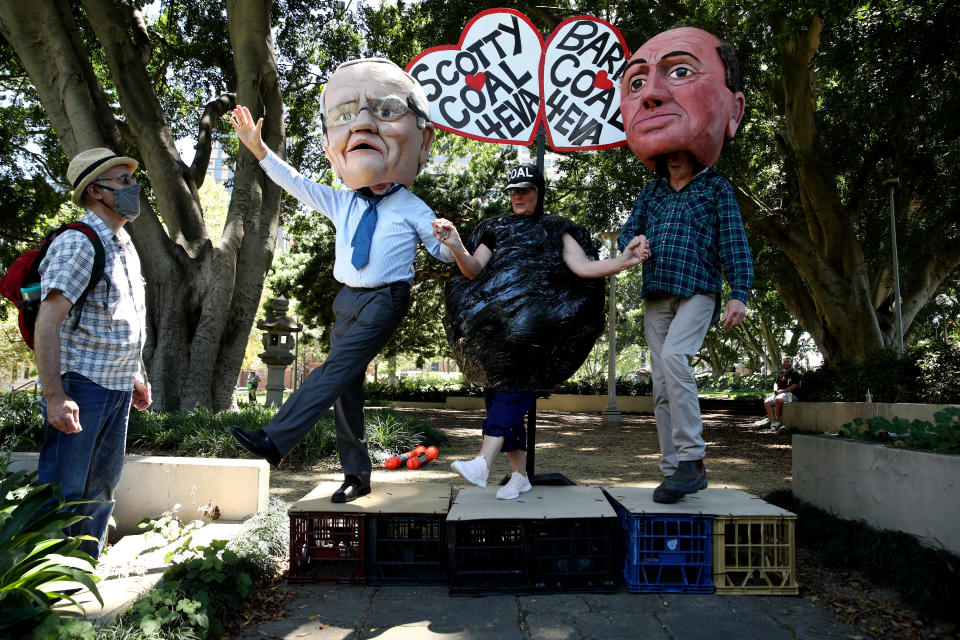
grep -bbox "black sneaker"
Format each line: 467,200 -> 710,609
653,460 -> 707,504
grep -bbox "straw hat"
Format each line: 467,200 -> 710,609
67,148 -> 138,206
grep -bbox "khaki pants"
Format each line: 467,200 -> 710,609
644,294 -> 714,476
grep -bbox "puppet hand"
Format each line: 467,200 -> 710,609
722,299 -> 746,330
230,106 -> 267,160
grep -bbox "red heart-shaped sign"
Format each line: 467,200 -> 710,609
406,10 -> 627,150
593,70 -> 613,91
465,72 -> 487,92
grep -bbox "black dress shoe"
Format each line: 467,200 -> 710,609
229,426 -> 282,466
331,475 -> 371,503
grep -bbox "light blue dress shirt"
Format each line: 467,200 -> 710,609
260,149 -> 454,288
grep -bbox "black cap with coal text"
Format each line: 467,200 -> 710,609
502,164 -> 543,195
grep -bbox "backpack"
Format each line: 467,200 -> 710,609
0,222 -> 106,349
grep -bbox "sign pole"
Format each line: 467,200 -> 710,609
525,122 -> 547,481
536,121 -> 546,175
409,10 -> 629,487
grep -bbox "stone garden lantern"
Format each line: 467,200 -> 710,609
257,297 -> 303,408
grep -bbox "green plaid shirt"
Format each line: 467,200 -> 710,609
618,167 -> 753,304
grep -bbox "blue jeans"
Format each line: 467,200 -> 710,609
39,372 -> 132,558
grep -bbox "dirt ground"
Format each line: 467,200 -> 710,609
267,407 -> 958,640
268,408 -> 792,502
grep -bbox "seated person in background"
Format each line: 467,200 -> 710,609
764,356 -> 800,429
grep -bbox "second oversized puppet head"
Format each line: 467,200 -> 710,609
619,27 -> 745,170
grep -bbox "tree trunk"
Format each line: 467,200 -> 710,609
0,0 -> 283,410
735,15 -> 910,364
703,336 -> 722,374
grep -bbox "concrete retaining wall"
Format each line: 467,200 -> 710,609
441,394 -> 653,413
9,453 -> 269,538
792,434 -> 960,556
782,401 -> 960,433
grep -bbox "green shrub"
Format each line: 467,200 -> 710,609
94,612 -> 201,640
0,442 -> 102,640
127,404 -> 276,458
164,540 -> 253,638
113,498 -> 288,640
917,341 -> 960,404
136,507 -> 204,554
365,375 -> 463,402
0,390 -> 44,450
555,375 -> 604,395
803,342 -> 960,403
113,403 -> 448,468
281,408 -> 447,466
552,374 -> 652,397
617,372 -> 653,397
123,584 -> 208,639
119,538 -> 254,639
839,407 -> 960,454
697,371 -> 774,393
365,377 -> 492,401
226,497 -> 287,578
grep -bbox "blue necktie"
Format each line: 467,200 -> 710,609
351,184 -> 402,270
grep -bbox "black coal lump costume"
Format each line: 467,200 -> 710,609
443,214 -> 606,392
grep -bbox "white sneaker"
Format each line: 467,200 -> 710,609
496,472 -> 533,500
451,456 -> 489,488
771,420 -> 782,429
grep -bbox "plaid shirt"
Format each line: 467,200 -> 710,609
39,212 -> 146,391
618,167 -> 753,304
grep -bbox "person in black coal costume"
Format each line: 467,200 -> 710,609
432,163 -> 648,499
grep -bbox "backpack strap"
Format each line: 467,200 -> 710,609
37,221 -> 107,331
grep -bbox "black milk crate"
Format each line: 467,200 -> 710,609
288,511 -> 366,585
447,519 -> 530,595
616,508 -> 713,594
367,513 -> 446,585
529,517 -> 618,593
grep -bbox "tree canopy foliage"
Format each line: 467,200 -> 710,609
376,0 -> 960,365
2,0 -> 958,410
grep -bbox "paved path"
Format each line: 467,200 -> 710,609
237,409 -> 858,639
234,584 -> 859,639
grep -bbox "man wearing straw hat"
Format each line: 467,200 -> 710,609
35,147 -> 151,558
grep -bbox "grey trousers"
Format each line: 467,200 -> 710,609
264,282 -> 410,480
644,293 -> 715,476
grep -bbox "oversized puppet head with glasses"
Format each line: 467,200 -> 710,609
320,58 -> 434,191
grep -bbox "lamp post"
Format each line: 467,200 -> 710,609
598,231 -> 621,426
883,177 -> 904,355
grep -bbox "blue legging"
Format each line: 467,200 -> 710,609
482,390 -> 536,452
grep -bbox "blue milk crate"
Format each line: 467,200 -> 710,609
616,508 -> 714,593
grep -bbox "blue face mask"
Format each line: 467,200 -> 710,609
95,183 -> 141,221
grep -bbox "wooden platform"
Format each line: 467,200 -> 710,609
289,482 -> 452,515
287,484 -> 792,519
603,487 -> 795,518
448,485 -> 616,521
